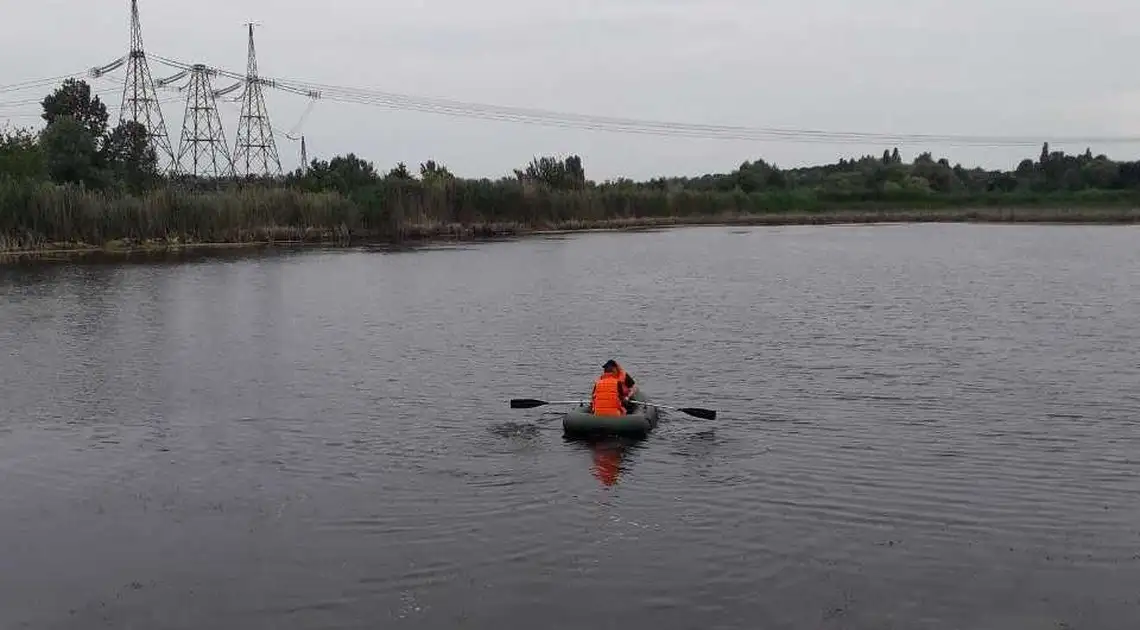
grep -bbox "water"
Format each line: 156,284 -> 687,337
2,224 -> 1140,629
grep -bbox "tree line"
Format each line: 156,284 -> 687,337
7,79 -> 1140,198
2,79 -> 1140,251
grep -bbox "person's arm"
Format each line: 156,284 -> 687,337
624,374 -> 637,397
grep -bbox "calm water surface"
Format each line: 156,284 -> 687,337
2,224 -> 1140,629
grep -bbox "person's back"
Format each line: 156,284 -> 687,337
591,369 -> 626,416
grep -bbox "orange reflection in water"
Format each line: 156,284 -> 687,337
591,445 -> 623,486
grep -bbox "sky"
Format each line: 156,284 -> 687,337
2,0 -> 1140,180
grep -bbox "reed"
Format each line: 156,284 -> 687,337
2,176 -> 1139,255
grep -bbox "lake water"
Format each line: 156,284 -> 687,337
2,224 -> 1140,629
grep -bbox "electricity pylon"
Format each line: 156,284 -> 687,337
118,0 -> 176,172
175,65 -> 234,178
232,23 -> 281,177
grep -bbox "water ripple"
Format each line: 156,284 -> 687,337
3,224 -> 1140,629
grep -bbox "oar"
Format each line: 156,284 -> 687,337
509,398 -> 717,420
510,398 -> 586,409
634,402 -> 717,421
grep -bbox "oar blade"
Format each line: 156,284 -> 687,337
679,407 -> 717,421
510,398 -> 548,409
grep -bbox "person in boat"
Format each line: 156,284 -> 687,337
590,361 -> 630,416
591,360 -> 638,416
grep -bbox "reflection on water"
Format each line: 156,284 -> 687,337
564,434 -> 648,488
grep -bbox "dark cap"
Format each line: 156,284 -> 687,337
602,359 -> 618,370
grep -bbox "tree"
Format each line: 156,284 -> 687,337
735,160 -> 766,193
40,116 -> 99,186
386,162 -> 414,180
289,153 -> 381,193
0,125 -> 46,180
102,121 -> 159,192
565,154 -> 585,187
41,79 -> 109,147
419,159 -> 454,181
514,155 -> 587,190
988,172 -> 1019,192
1081,158 -> 1119,189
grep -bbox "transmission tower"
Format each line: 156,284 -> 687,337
232,23 -> 282,177
119,0 -> 175,171
175,65 -> 234,178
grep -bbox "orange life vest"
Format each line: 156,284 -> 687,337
591,373 -> 626,416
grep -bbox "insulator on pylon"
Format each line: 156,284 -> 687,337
212,82 -> 243,98
90,57 -> 127,78
157,70 -> 189,87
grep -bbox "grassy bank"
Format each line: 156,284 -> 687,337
10,77 -> 1140,260
2,177 -> 1140,258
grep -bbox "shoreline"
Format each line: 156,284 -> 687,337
3,207 -> 1139,263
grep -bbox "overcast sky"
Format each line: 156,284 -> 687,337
3,0 -> 1140,180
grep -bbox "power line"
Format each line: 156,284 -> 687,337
0,72 -> 89,95
147,54 -> 1140,148
0,88 -> 121,111
279,86 -> 1140,147
6,56 -> 1140,151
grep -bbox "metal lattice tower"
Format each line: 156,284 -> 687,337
120,0 -> 176,172
175,65 -> 235,178
232,23 -> 282,177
